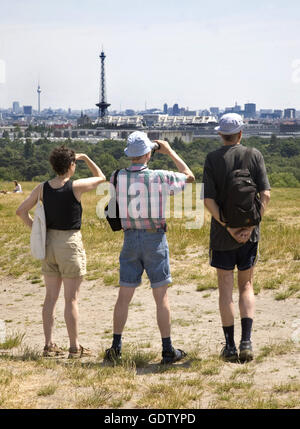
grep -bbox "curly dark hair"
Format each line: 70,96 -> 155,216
49,145 -> 76,175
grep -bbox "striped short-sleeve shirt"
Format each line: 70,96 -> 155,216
110,164 -> 187,230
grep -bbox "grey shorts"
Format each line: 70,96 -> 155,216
42,229 -> 87,278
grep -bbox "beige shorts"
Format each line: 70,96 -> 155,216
42,229 -> 87,278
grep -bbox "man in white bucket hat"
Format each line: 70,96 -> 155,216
124,131 -> 156,157
105,131 -> 195,364
214,113 -> 244,135
203,113 -> 271,363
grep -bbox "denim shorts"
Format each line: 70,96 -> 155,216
209,241 -> 259,271
119,229 -> 172,288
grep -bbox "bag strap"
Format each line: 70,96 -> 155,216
241,147 -> 253,170
113,169 -> 120,188
37,182 -> 45,203
125,166 -> 148,173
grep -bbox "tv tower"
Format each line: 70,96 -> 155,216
37,82 -> 41,114
96,50 -> 110,119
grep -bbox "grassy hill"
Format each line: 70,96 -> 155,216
0,184 -> 299,409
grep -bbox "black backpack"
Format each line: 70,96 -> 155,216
104,169 -> 122,231
220,148 -> 261,228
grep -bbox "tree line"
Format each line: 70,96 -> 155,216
0,134 -> 299,187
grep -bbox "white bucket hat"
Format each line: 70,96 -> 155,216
124,131 -> 156,157
215,113 -> 244,135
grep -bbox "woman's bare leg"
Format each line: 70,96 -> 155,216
42,275 -> 62,347
63,276 -> 83,349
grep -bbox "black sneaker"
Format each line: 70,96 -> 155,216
220,344 -> 239,362
239,340 -> 254,362
104,347 -> 122,362
161,347 -> 187,365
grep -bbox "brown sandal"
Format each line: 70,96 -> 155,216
43,343 -> 65,357
68,345 -> 92,359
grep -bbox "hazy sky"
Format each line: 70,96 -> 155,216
1,0 -> 300,111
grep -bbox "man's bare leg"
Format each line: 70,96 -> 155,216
113,286 -> 136,334
237,267 -> 255,361
216,269 -> 238,361
104,286 -> 136,360
238,267 -> 255,319
152,285 -> 171,338
152,284 -> 186,363
217,269 -> 235,327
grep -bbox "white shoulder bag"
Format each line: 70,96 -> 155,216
30,183 -> 46,260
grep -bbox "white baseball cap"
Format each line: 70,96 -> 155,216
215,113 -> 244,135
124,131 -> 156,157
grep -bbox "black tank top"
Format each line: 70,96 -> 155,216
43,180 -> 82,230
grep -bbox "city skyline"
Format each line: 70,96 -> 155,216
1,0 -> 300,111
3,99 -> 298,116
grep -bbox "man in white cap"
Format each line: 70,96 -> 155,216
105,131 -> 195,364
203,113 -> 271,362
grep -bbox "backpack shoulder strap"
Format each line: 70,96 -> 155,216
242,147 -> 253,170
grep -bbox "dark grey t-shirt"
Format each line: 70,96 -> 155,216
202,144 -> 271,251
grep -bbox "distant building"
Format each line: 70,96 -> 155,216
172,103 -> 180,115
12,101 -> 20,114
284,108 -> 296,120
210,107 -> 219,115
125,109 -> 135,116
200,109 -> 210,116
163,103 -> 168,114
77,111 -> 91,127
280,121 -> 300,133
224,104 -> 240,114
273,110 -> 283,119
23,106 -> 32,115
233,102 -> 241,113
105,115 -> 144,127
260,112 -> 274,119
260,109 -> 273,114
142,114 -> 217,128
244,103 -> 256,118
185,110 -> 198,116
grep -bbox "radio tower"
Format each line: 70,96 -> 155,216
96,50 -> 110,120
37,82 -> 41,115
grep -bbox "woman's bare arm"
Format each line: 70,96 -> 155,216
16,184 -> 42,228
73,154 -> 106,200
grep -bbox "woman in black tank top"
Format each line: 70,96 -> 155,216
16,145 -> 106,358
43,179 -> 82,230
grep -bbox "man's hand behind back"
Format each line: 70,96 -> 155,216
227,226 -> 255,244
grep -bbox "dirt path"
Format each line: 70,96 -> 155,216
1,275 -> 300,408
1,275 -> 299,357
